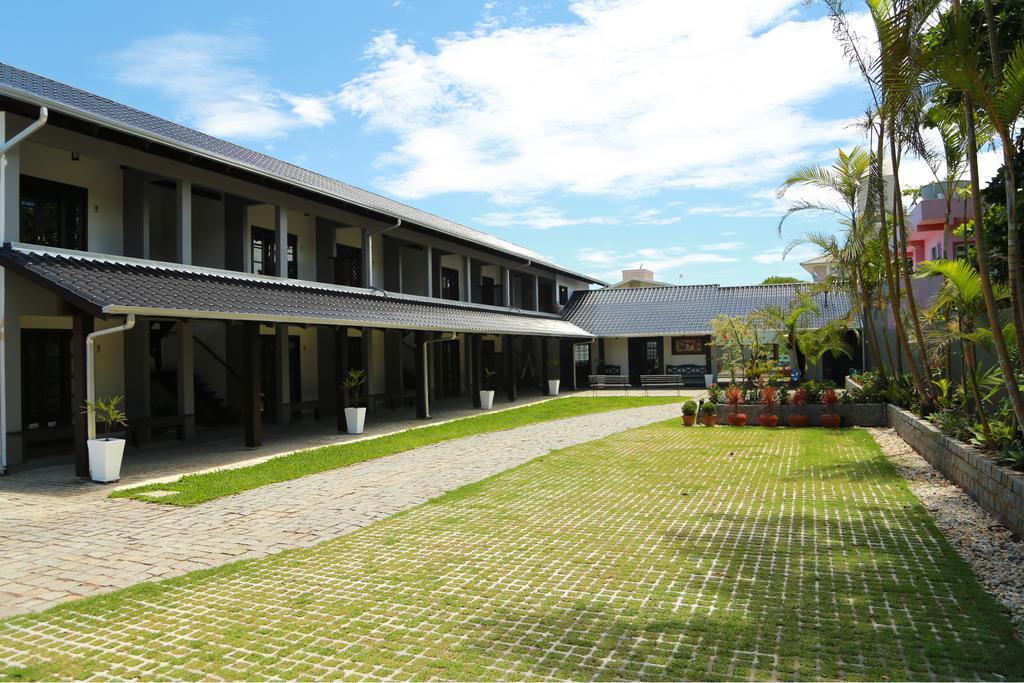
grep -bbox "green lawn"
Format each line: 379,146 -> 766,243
5,424 -> 1022,681
112,396 -> 682,506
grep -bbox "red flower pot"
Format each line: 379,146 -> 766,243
703,414 -> 717,427
758,414 -> 778,428
682,415 -> 696,426
821,413 -> 841,429
728,413 -> 747,426
788,413 -> 809,428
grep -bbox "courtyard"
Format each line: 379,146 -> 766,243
2,420 -> 1021,681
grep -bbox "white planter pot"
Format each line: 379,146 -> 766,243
548,379 -> 561,396
479,390 -> 495,410
345,406 -> 367,435
87,438 -> 125,483
704,374 -> 716,388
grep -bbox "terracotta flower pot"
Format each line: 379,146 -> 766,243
758,414 -> 778,428
788,413 -> 808,428
703,414 -> 717,427
821,413 -> 841,429
728,413 -> 747,426
682,414 -> 696,426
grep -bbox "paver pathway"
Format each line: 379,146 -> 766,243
0,403 -> 678,617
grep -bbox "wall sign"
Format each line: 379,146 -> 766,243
671,336 -> 704,354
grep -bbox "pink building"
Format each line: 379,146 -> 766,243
905,181 -> 973,266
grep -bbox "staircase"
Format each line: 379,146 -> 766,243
151,370 -> 237,427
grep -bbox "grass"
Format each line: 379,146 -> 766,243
111,396 -> 682,506
5,424 -> 1022,680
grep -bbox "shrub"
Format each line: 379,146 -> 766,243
725,385 -> 744,414
761,386 -> 778,411
82,395 -> 127,439
682,400 -> 698,416
701,401 -> 717,416
822,388 -> 839,408
791,388 -> 808,410
706,384 -> 722,403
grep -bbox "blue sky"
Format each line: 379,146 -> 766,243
0,0 -> 905,285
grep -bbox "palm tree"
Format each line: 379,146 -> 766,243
752,292 -> 821,379
915,258 -> 1008,445
928,0 -> 1024,431
797,323 -> 854,382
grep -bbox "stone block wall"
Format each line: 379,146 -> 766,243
887,404 -> 1024,538
713,403 -> 886,427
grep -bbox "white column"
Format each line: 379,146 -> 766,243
361,228 -> 374,288
0,112 -> 15,471
532,275 -> 540,311
176,179 -> 192,265
462,255 -> 471,302
501,267 -> 511,307
275,205 -> 288,278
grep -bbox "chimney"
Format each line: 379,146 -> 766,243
622,267 -> 654,282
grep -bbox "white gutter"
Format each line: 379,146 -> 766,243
0,106 -> 47,474
85,315 -> 135,439
422,333 -> 458,419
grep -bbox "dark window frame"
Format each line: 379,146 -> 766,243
251,226 -> 297,278
19,175 -> 88,250
440,266 -> 460,301
21,328 -> 72,431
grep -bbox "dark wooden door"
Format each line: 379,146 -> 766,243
628,337 -> 663,385
21,329 -> 72,431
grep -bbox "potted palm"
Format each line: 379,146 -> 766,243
681,400 -> 698,426
547,359 -> 561,396
788,387 -> 809,428
759,386 -> 779,427
821,388 -> 841,428
725,385 -> 747,426
701,401 -> 717,426
83,395 -> 128,483
342,369 -> 367,435
480,368 -> 497,409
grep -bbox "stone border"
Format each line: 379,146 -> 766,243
714,402 -> 886,426
887,404 -> 1024,539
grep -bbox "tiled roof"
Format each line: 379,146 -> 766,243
0,63 -> 604,286
561,283 -> 853,337
0,244 -> 592,338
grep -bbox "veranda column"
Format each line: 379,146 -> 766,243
504,335 -> 517,402
316,218 -> 338,418
242,321 -> 262,448
335,326 -> 350,432
541,336 -> 550,395
0,113 -> 18,470
275,325 -> 290,425
415,331 -> 428,419
123,169 -> 150,258
71,311 -> 93,477
223,196 -> 246,418
177,319 -> 195,438
470,333 -> 482,408
175,179 -> 192,265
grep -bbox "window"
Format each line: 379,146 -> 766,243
335,244 -> 363,286
574,344 -> 590,363
251,227 -> 297,277
440,267 -> 460,301
645,339 -> 660,363
558,285 -> 569,306
481,276 -> 497,306
21,329 -> 72,431
955,243 -> 968,260
19,175 -> 87,250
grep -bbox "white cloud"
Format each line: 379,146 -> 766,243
700,241 -> 745,251
751,243 -> 820,264
112,32 -> 336,139
579,245 -> 738,281
338,0 -> 864,201
475,206 -> 617,230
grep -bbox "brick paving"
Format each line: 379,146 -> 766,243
0,403 -> 678,618
2,424 -> 1022,681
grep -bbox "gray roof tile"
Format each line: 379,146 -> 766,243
0,63 -> 603,285
0,244 -> 591,338
561,284 -> 853,337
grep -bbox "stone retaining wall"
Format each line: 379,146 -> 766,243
887,404 -> 1024,538
714,403 -> 886,427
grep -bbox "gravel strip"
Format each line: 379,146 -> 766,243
868,427 -> 1024,637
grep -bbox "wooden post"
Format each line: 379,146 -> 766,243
71,311 -> 93,478
504,335 -> 517,402
243,322 -> 262,447
336,326 -> 350,432
470,334 -> 482,407
541,337 -> 550,395
415,331 -> 428,419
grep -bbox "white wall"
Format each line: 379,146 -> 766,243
601,338 -> 629,374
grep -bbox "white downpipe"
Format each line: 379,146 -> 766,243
86,315 -> 135,439
0,107 -> 47,474
422,332 -> 458,419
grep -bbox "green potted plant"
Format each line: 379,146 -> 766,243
480,368 -> 497,410
821,388 -> 841,428
789,387 -> 809,428
342,369 -> 367,434
759,386 -> 779,427
725,385 -> 747,426
82,395 -> 128,483
681,400 -> 698,426
547,359 -> 561,396
701,401 -> 717,426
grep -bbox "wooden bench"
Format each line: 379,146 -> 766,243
589,375 -> 630,395
640,374 -> 685,395
666,363 -> 707,386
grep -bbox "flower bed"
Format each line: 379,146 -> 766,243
714,402 -> 886,427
